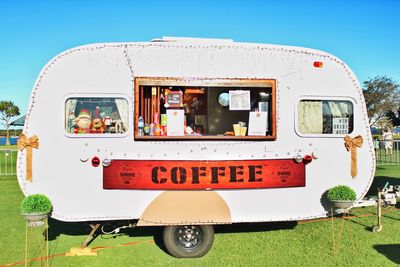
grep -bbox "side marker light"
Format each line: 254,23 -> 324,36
92,156 -> 100,167
313,61 -> 323,68
303,155 -> 313,165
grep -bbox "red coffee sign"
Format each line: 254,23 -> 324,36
103,159 -> 305,190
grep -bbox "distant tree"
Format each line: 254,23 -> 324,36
0,101 -> 20,145
363,76 -> 400,127
386,108 -> 400,127
375,116 -> 394,130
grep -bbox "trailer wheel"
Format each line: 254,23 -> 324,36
163,225 -> 214,258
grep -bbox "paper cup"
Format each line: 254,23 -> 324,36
240,126 -> 247,136
233,124 -> 240,136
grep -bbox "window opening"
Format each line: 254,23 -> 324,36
134,78 -> 276,140
298,100 -> 353,135
65,97 -> 128,134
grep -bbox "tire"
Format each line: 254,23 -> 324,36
163,225 -> 214,258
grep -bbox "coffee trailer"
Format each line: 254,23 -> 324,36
17,37 -> 375,257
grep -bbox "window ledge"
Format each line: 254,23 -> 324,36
134,135 -> 275,141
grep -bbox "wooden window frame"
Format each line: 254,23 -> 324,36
134,77 -> 276,141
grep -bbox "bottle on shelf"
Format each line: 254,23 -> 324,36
138,116 -> 144,136
144,123 -> 150,135
149,123 -> 154,136
153,112 -> 161,136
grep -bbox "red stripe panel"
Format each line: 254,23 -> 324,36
103,159 -> 305,190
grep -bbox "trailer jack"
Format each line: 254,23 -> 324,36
66,224 -> 100,256
372,189 -> 383,233
353,182 -> 400,233
371,183 -> 400,232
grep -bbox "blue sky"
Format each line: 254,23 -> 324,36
0,0 -> 399,119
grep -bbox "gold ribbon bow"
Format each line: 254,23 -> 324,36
344,135 -> 363,178
17,134 -> 39,182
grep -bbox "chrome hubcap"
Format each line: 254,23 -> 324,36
174,225 -> 203,250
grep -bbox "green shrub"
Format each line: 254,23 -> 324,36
20,194 -> 52,214
327,185 -> 356,201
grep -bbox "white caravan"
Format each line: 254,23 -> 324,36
17,37 -> 375,257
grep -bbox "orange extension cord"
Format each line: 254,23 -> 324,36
1,240 -> 154,267
2,207 -> 399,267
298,206 -> 400,224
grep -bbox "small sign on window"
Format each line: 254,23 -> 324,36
166,109 -> 184,136
248,112 -> 268,136
332,118 -> 349,134
229,90 -> 251,110
165,91 -> 183,108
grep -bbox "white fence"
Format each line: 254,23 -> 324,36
0,149 -> 18,177
375,140 -> 400,165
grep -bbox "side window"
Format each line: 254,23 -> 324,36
65,97 -> 128,134
298,100 -> 353,135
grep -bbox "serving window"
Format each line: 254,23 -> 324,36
134,78 -> 276,140
297,100 -> 354,135
65,97 -> 128,134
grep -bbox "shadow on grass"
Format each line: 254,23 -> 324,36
48,218 -> 92,241
374,244 -> 400,264
214,221 -> 297,234
122,225 -> 166,253
382,205 -> 400,221
124,221 -> 297,254
345,217 -> 373,231
47,218 -> 297,254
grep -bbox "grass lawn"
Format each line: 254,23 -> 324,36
1,166 -> 400,266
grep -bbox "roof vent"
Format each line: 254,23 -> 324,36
150,36 -> 234,44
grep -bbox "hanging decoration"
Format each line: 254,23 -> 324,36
344,135 -> 363,178
17,134 -> 39,182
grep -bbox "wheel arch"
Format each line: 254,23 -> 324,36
137,191 -> 232,226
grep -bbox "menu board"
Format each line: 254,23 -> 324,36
332,118 -> 349,134
165,91 -> 183,108
229,90 -> 251,110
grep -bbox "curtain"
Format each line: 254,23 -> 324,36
65,99 -> 77,133
327,101 -> 342,117
298,101 -> 323,134
338,101 -> 352,117
327,101 -> 352,117
115,98 -> 128,127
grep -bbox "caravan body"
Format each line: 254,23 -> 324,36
17,38 -> 375,226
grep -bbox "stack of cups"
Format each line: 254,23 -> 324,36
233,122 -> 247,136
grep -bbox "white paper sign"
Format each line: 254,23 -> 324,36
229,90 -> 251,110
248,112 -> 268,136
167,109 -> 184,136
332,118 -> 349,134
